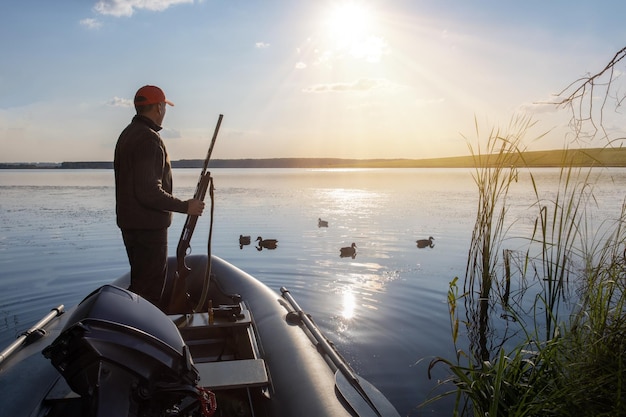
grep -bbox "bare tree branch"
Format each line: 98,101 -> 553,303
543,46 -> 626,145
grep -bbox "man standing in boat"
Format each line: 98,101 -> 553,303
114,85 -> 205,307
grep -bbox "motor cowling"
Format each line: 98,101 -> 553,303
43,285 -> 200,417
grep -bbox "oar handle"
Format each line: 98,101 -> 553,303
0,305 -> 64,367
280,287 -> 356,379
280,288 -> 383,417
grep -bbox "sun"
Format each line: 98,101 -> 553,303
323,2 -> 386,63
327,3 -> 372,48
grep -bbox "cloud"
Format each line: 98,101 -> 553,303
107,96 -> 133,107
294,62 -> 306,69
80,18 -> 103,29
303,78 -> 394,93
518,99 -> 560,115
94,0 -> 193,17
255,42 -> 270,49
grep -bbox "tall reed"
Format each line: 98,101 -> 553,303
463,115 -> 533,362
424,116 -> 626,416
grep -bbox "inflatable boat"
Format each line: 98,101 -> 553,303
0,116 -> 400,416
0,254 -> 400,417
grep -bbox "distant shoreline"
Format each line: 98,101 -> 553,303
2,147 -> 625,169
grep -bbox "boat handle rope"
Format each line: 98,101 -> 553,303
197,386 -> 217,417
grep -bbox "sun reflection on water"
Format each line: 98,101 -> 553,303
341,290 -> 356,320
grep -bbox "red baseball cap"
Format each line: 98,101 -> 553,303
134,85 -> 174,106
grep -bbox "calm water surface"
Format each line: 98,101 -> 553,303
1,167 -> 625,416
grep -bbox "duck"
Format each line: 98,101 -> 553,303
339,242 -> 357,258
416,236 -> 435,249
318,218 -> 329,228
239,235 -> 251,249
256,236 -> 278,250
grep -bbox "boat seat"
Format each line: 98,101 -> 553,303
195,359 -> 268,389
170,307 -> 252,330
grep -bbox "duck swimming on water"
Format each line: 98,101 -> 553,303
416,236 -> 434,248
340,242 -> 357,258
256,236 -> 278,250
239,235 -> 251,249
318,218 -> 329,228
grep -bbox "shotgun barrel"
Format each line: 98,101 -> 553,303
163,114 -> 223,311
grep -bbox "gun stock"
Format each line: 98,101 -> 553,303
164,114 -> 223,312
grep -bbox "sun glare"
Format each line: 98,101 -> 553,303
341,290 -> 356,319
328,3 -> 372,46
324,2 -> 385,62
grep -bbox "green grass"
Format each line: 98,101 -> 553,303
423,115 -> 626,416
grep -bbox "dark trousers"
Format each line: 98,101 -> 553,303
121,228 -> 168,306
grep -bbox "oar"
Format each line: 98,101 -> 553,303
0,305 -> 64,367
280,288 -> 400,417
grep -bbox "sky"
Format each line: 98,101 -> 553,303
1,0 -> 626,163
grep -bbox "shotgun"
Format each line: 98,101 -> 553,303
166,114 -> 223,311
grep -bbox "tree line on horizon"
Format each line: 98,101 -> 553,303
1,147 -> 625,169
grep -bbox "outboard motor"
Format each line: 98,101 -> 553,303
43,285 -> 210,417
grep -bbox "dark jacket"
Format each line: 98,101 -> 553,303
114,115 -> 188,230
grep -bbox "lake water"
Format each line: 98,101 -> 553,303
1,167 -> 625,416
